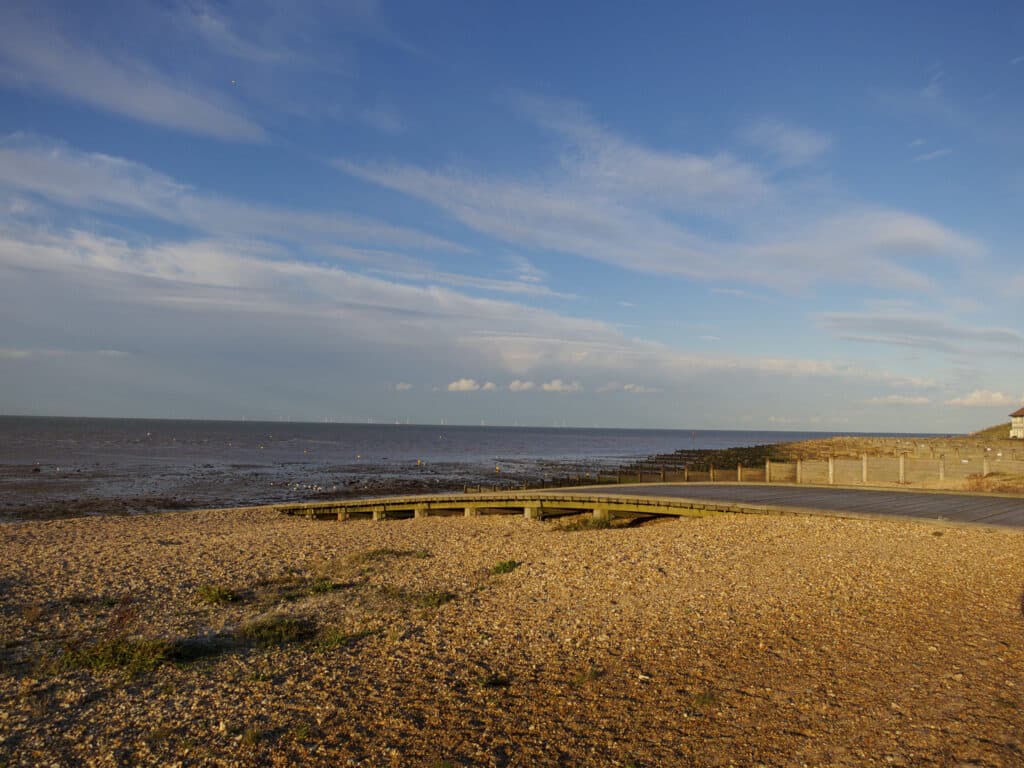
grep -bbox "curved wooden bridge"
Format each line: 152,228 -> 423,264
280,483 -> 1024,529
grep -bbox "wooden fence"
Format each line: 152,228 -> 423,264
466,452 -> 1024,494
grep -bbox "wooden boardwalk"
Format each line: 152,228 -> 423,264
280,483 -> 1024,529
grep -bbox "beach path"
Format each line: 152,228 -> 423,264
598,483 -> 1024,527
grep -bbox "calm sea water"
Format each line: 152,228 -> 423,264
0,416 -> 931,516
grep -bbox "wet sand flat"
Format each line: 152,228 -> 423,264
2,508 -> 1023,767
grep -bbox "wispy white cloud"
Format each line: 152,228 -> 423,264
319,244 -> 568,297
0,347 -> 127,360
0,7 -> 265,141
742,118 -> 832,167
481,382 -> 497,392
394,382 -> 413,391
358,105 -> 405,135
866,394 -> 930,406
819,309 -> 1023,355
0,219 -> 949,401
0,135 -> 458,251
945,390 -> 1022,408
913,148 -> 952,162
182,3 -> 289,63
335,100 -> 983,293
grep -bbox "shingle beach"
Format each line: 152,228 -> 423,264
2,508 -> 1023,767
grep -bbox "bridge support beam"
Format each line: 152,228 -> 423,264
524,505 -> 542,521
464,506 -> 479,517
592,507 -> 610,523
371,506 -> 385,521
413,505 -> 428,519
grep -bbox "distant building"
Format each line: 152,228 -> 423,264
1012,407 -> 1024,439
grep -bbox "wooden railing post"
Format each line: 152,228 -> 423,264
765,459 -> 771,483
828,456 -> 835,485
861,453 -> 868,484
737,463 -> 743,482
938,455 -> 945,483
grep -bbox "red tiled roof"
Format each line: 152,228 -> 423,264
1012,406 -> 1024,417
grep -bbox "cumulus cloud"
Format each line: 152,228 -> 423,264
481,381 -> 497,391
945,390 -> 1022,407
508,380 -> 535,392
541,379 -> 583,393
394,382 -> 412,391
598,382 -> 659,394
447,378 -> 480,392
865,395 -> 931,405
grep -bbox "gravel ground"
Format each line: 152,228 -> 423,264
2,508 -> 1023,767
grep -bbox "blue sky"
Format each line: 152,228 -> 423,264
1,0 -> 1023,431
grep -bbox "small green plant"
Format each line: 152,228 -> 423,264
240,614 -> 316,648
198,585 -> 239,605
321,627 -> 377,649
555,516 -> 612,532
380,586 -> 456,609
357,547 -> 431,562
61,638 -> 172,674
693,689 -> 718,708
476,672 -> 510,688
572,666 -> 604,685
490,560 -> 521,575
20,603 -> 45,623
416,590 -> 456,609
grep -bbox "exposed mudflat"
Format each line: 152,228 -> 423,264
2,509 -> 1023,767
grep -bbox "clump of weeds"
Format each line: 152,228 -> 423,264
240,614 -> 316,648
198,585 -> 240,606
554,516 -> 612,532
490,560 -> 521,575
